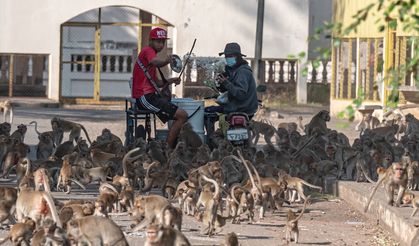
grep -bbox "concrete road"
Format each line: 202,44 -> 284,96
0,106 -> 398,245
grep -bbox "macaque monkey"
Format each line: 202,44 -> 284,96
16,188 -> 62,228
0,217 -> 35,246
94,192 -> 118,217
0,122 -> 11,137
33,168 -> 51,192
410,195 -> 419,217
304,110 -> 330,136
31,218 -> 69,246
365,162 -> 408,212
194,210 -> 227,236
280,173 -> 322,202
285,195 -> 311,243
10,124 -> 27,144
35,132 -> 55,160
0,187 -> 18,226
67,216 -> 128,246
159,204 -> 183,231
118,186 -> 134,212
179,122 -> 203,149
30,120 -> 64,148
248,120 -> 278,146
174,180 -> 197,216
74,166 -> 110,184
220,232 -> 239,246
144,224 -> 191,246
297,116 -> 305,132
112,147 -> 141,188
227,184 -> 255,224
0,100 -> 13,124
51,117 -> 92,144
197,175 -> 221,236
0,200 -> 16,227
355,113 -> 380,132
142,161 -> 169,195
130,195 -> 170,231
57,153 -> 86,193
405,113 -> 419,136
60,202 -> 95,221
90,148 -> 117,167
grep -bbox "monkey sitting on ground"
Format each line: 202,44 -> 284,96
0,217 -> 35,245
220,232 -> 239,246
144,224 -> 191,246
10,124 -> 27,144
130,195 -> 170,231
365,162 -> 408,212
179,122 -> 203,150
284,195 -> 311,244
159,204 -> 183,231
31,218 -> 69,246
0,100 -> 13,124
304,110 -> 330,136
67,216 -> 128,246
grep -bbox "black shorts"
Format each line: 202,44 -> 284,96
137,93 -> 178,123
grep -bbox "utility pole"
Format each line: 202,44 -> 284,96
254,0 -> 265,84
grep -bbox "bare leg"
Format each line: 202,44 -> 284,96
167,109 -> 188,148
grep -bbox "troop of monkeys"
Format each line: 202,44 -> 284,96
0,107 -> 419,245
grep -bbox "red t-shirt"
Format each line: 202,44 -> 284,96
132,46 -> 158,98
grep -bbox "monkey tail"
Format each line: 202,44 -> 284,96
68,178 -> 86,190
41,192 -> 62,228
237,150 -> 261,196
300,180 -> 323,192
289,195 -> 311,223
201,175 -> 220,201
360,163 -> 376,184
364,172 -> 389,212
230,184 -> 242,205
79,125 -> 92,145
42,171 -> 51,193
249,162 -> 264,194
23,158 -> 31,176
100,182 -> 119,194
121,147 -> 140,178
29,121 -> 42,135
145,162 -> 159,178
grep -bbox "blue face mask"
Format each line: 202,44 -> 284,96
225,57 -> 236,67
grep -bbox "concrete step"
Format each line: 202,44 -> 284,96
1,97 -> 60,108
337,181 -> 419,246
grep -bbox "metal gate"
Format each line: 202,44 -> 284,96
0,54 -> 48,97
60,6 -> 170,104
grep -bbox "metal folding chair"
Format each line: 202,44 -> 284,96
124,79 -> 157,146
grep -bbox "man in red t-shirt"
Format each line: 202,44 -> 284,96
132,27 -> 187,148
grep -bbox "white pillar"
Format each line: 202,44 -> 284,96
296,58 -> 307,104
355,38 -> 360,98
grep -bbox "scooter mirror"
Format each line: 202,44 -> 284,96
256,84 -> 267,93
170,54 -> 183,73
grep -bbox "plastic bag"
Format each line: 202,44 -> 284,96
216,92 -> 229,105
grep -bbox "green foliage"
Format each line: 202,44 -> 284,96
291,0 -> 419,121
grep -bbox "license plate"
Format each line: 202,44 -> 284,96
227,128 -> 249,141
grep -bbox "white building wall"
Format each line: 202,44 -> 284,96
0,0 -> 322,101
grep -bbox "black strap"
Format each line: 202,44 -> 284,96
136,58 -> 164,97
188,106 -> 201,120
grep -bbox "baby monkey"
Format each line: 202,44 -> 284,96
285,195 -> 311,243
